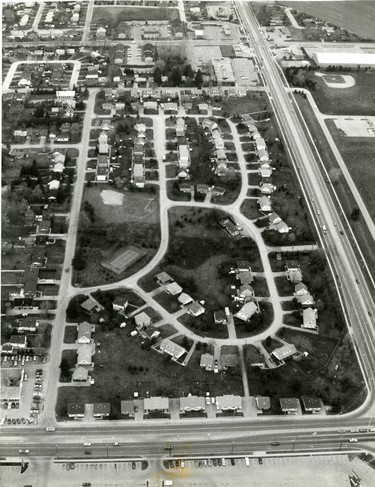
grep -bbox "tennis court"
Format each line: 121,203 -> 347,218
101,245 -> 147,275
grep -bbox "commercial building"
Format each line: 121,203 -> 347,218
211,58 -> 236,85
312,51 -> 375,69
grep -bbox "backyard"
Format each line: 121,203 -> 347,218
55,323 -> 243,420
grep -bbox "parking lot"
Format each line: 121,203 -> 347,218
1,357 -> 47,427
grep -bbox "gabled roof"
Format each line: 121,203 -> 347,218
272,344 -> 297,361
93,402 -> 110,416
178,292 -> 193,305
72,367 -> 89,381
135,311 -> 152,328
180,395 -> 205,411
165,282 -> 182,295
156,271 -> 173,283
280,397 -> 300,411
200,353 -> 214,369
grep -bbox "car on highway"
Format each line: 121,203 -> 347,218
271,442 -> 280,446
221,458 -> 226,466
19,449 -> 29,454
258,458 -> 263,464
83,442 -> 91,447
349,438 -> 358,443
132,462 -> 136,469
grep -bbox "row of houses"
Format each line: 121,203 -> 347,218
131,123 -> 148,188
201,119 -> 228,175
67,393 -> 322,419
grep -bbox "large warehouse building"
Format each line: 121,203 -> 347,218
312,51 -> 375,69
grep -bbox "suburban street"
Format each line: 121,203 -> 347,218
2,2 -> 375,480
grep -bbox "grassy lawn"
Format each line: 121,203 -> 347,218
59,349 -> 77,383
240,199 -> 262,220
221,93 -> 271,118
295,94 -> 375,280
74,186 -> 160,287
64,326 -> 77,344
302,72 -> 375,116
55,325 -> 243,420
92,6 -> 180,24
167,180 -> 191,201
274,276 -> 294,297
325,119 -> 375,223
178,312 -> 229,340
153,291 -> 182,314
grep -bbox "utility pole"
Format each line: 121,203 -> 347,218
231,440 -> 235,455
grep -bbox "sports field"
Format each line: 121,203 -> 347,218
101,245 -> 147,275
83,186 -> 159,225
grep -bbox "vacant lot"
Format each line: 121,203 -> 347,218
326,120 -> 375,223
221,92 -> 271,118
295,94 -> 375,279
283,1 -> 375,40
55,324 -> 243,420
92,6 -> 180,24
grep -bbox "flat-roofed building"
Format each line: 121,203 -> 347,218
216,394 -> 242,412
68,403 -> 85,419
302,396 -> 322,414
93,402 -> 110,419
312,51 -> 375,69
280,397 -> 300,415
144,396 -> 169,413
180,395 -> 206,412
211,58 -> 236,85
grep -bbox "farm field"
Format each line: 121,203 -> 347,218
282,1 -> 375,40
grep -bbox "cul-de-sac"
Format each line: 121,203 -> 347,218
1,1 -> 375,486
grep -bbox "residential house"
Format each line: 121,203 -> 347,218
144,396 -> 169,414
22,267 -> 39,298
178,144 -> 191,169
178,169 -> 189,179
77,322 -> 95,344
134,311 -> 152,329
255,396 -> 271,413
159,339 -> 187,360
237,283 -> 254,299
72,367 -> 89,382
212,186 -> 226,196
77,344 -> 94,367
255,137 -> 266,151
268,213 -> 282,225
258,196 -> 272,212
285,260 -> 303,284
93,402 -> 110,419
260,183 -> 276,195
202,119 -> 217,131
247,346 -> 266,368
133,163 -> 145,188
297,293 -> 315,307
294,282 -> 308,296
112,296 -> 128,313
214,310 -> 227,325
302,307 -> 318,331
219,217 -> 239,237
165,282 -> 182,296
68,403 -> 85,419
30,247 -> 46,267
258,148 -> 269,162
188,301 -> 205,317
176,118 -> 185,137
163,102 -> 178,113
196,184 -> 210,194
220,349 -> 239,370
143,101 -> 158,112
200,353 -> 214,371
280,398 -> 300,415
216,394 -> 242,412
215,148 -> 227,161
272,344 -> 298,362
275,221 -> 290,233
301,396 -> 322,414
234,301 -> 258,322
178,293 -> 193,306
198,103 -> 209,114
180,395 -> 206,413
259,166 -> 273,178
143,325 -> 160,341
80,298 -> 98,315
179,183 -> 194,193
155,271 -> 173,285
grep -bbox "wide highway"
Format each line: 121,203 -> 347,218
234,1 -> 375,417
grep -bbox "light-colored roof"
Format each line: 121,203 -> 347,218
180,395 -> 206,411
280,397 -> 300,410
144,396 -> 169,411
159,339 -> 186,359
134,311 -> 151,327
314,52 -> 375,66
216,394 -> 242,410
77,321 -> 94,341
156,271 -> 173,283
256,396 -> 271,410
272,344 -> 297,361
77,344 -> 94,364
178,292 -> 193,305
81,298 -> 96,312
72,367 -> 88,381
188,301 -> 205,316
200,353 -> 214,368
234,301 -> 258,321
165,282 -> 182,295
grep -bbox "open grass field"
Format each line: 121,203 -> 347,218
325,119 -> 375,223
283,1 -> 375,40
83,186 -> 159,225
295,94 -> 375,280
92,6 -> 180,24
307,71 -> 375,116
55,324 -> 243,420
